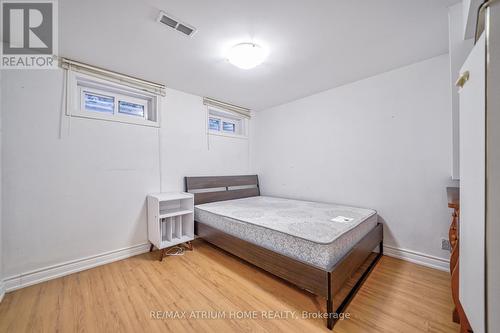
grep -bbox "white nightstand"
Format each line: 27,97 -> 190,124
147,192 -> 194,261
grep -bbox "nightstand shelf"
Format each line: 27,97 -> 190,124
147,192 -> 194,261
159,208 -> 193,219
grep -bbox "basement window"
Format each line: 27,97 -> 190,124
66,71 -> 160,127
207,107 -> 247,138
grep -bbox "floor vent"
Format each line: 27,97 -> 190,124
157,11 -> 196,37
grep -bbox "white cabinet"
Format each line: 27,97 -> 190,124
458,32 -> 486,333
147,192 -> 194,249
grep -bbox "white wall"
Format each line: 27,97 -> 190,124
0,69 -> 4,299
1,69 -> 250,279
160,89 -> 250,191
449,3 -> 474,180
251,54 -> 454,263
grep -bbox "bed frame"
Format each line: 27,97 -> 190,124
185,175 -> 383,329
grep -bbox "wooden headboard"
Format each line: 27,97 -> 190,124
184,175 -> 260,205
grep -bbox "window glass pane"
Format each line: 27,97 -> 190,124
119,100 -> 145,117
223,121 -> 235,132
84,92 -> 114,113
209,117 -> 220,131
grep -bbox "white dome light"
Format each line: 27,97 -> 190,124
227,43 -> 267,69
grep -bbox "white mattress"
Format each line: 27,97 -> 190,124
195,196 -> 378,270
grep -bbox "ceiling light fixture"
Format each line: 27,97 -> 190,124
226,43 -> 267,69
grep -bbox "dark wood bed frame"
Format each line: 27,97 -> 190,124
185,175 -> 383,329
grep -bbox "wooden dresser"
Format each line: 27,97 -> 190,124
447,187 -> 472,333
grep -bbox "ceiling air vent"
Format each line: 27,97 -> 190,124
157,11 -> 197,37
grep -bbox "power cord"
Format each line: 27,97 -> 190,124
164,246 -> 185,256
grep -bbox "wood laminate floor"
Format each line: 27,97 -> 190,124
0,239 -> 459,333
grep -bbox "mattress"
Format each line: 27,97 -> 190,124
194,196 -> 378,270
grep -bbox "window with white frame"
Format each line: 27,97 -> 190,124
207,107 -> 248,138
66,70 -> 161,127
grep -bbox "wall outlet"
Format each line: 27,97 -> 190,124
441,238 -> 451,251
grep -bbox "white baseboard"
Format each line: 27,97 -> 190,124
4,243 -> 150,293
383,245 -> 449,271
0,242 -> 449,296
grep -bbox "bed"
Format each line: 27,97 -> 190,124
185,175 -> 383,329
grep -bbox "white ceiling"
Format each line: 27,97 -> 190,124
60,0 -> 459,110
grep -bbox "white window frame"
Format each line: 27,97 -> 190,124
207,106 -> 248,139
67,71 -> 160,127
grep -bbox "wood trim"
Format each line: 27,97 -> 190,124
446,190 -> 472,332
195,222 -> 329,296
193,188 -> 260,205
185,175 -> 260,205
185,175 -> 259,190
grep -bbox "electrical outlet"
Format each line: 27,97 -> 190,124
441,238 -> 451,251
